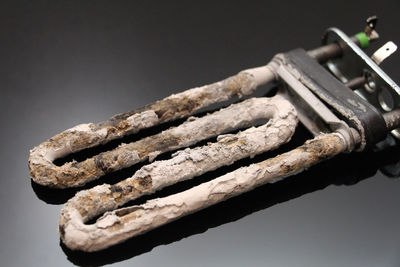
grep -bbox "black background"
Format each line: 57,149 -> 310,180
1,1 -> 399,266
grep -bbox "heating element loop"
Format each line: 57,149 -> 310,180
28,61 -> 280,188
59,132 -> 347,252
59,95 -> 303,251
28,56 -> 352,252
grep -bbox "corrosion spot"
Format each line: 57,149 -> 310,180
71,161 -> 79,168
152,93 -> 209,121
225,73 -> 251,95
94,155 -> 110,173
137,175 -> 152,189
59,224 -> 65,238
110,185 -> 123,193
280,163 -> 296,173
116,120 -> 130,131
115,206 -> 141,217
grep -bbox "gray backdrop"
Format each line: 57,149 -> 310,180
1,1 -> 399,266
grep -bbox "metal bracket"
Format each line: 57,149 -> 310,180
277,48 -> 388,151
277,64 -> 357,152
322,27 -> 400,139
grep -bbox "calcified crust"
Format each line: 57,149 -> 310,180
59,95 -> 298,251
60,133 -> 346,252
29,61 -> 280,188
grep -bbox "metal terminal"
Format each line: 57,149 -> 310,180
365,15 -> 378,37
371,41 -> 398,65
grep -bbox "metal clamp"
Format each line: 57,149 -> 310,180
322,27 -> 400,139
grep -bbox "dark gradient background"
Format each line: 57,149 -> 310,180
1,1 -> 400,266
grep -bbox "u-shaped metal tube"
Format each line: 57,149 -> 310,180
59,95 -> 302,251
59,131 -> 346,252
29,61 -> 280,188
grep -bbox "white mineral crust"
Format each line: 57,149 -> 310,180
59,95 -> 307,251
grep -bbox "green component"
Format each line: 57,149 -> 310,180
355,32 -> 369,49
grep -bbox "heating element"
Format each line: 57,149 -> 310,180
29,17 -> 399,252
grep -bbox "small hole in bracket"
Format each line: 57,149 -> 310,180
378,87 -> 395,112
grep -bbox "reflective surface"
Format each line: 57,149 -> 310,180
1,1 -> 400,266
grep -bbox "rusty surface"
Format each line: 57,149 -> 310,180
29,94 -> 279,188
58,95 -> 296,221
29,71 -> 264,188
59,95 -> 296,220
29,60 -> 304,252
59,133 -> 346,252
98,73 -> 253,126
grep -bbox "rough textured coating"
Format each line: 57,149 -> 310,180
59,95 -> 297,251
30,96 -> 281,188
58,95 -> 298,226
29,61 -> 279,188
59,132 -> 345,252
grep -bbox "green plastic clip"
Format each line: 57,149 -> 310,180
355,32 -> 370,49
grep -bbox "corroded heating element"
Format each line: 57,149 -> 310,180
60,133 -> 346,252
29,59 -> 350,252
29,61 -> 280,188
59,95 -> 301,251
29,20 -> 399,253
